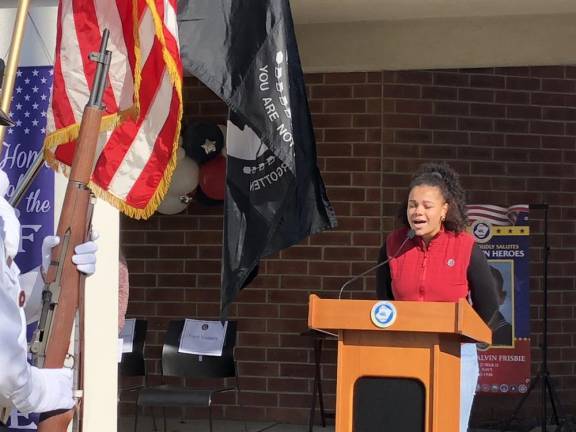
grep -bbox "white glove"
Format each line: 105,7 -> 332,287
42,231 -> 99,276
20,367 -> 75,414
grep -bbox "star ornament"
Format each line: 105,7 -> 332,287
201,139 -> 217,155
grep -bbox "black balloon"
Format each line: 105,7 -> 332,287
182,122 -> 224,164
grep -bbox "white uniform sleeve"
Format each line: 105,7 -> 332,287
0,247 -> 74,414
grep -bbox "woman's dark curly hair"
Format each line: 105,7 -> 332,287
398,162 -> 468,233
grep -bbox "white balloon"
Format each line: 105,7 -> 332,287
168,155 -> 199,196
156,195 -> 188,215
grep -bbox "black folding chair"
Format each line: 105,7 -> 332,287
118,319 -> 148,429
135,320 -> 240,432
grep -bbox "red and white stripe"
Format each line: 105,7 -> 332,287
45,0 -> 182,219
467,204 -> 529,226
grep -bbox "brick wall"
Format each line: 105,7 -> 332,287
120,67 -> 576,425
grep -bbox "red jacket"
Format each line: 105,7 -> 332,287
386,226 -> 475,302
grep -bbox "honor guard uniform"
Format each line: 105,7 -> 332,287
0,169 -> 97,425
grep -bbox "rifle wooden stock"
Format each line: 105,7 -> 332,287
37,106 -> 102,432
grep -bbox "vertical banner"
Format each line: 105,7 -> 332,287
3,66 -> 54,431
467,205 -> 531,395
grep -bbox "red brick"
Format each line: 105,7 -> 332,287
506,77 -> 541,91
495,119 -> 529,133
470,103 -> 505,118
433,131 -> 469,145
354,142 -> 381,156
396,100 -> 433,114
542,107 -> 576,121
496,90 -> 530,105
197,245 -> 221,259
324,157 -> 365,172
324,99 -> 366,113
459,117 -> 493,132
157,273 -> 198,287
351,202 -> 381,217
530,66 -> 565,78
396,71 -> 433,84
323,247 -> 365,261
353,84 -> 382,98
280,246 -> 323,260
124,245 -> 158,259
507,105 -> 542,119
531,92 -> 566,106
237,304 -> 279,318
470,75 -> 506,89
382,84 -> 420,98
530,120 -> 565,135
317,143 -> 352,157
352,114 -> 380,128
505,134 -> 540,148
279,305 -> 308,320
456,146 -> 493,160
528,149 -> 563,163
312,113 -> 352,128
146,288 -> 185,302
542,79 -> 576,93
421,145 -> 458,159
420,115 -> 458,130
268,290 -> 309,304
434,101 -> 469,116
422,86 -> 458,100
433,72 -> 469,87
383,114 -> 420,128
268,378 -> 308,393
395,130 -> 433,143
310,85 -> 352,99
321,172 -> 352,186
459,88 -> 494,103
491,177 -> 527,190
324,72 -> 366,84
145,260 -> 184,273
324,128 -> 366,142
359,100 -> 378,115
364,129 -> 382,144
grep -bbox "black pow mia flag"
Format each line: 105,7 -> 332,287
178,0 -> 337,314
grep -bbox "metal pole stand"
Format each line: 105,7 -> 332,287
501,204 -> 575,432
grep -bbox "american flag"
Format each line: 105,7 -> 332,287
44,0 -> 182,219
467,204 -> 529,226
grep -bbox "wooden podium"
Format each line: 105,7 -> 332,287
308,294 -> 491,432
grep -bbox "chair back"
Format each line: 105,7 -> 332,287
162,320 -> 237,379
119,319 -> 147,377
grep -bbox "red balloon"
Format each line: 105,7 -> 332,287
199,154 -> 226,201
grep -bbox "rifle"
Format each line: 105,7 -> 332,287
30,29 -> 111,432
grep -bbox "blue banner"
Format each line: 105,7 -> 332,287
3,66 -> 54,431
467,205 -> 531,395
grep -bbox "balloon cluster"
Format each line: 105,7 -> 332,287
156,122 -> 227,215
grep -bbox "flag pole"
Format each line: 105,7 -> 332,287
0,0 -> 32,155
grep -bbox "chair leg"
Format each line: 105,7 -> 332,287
235,377 -> 248,432
133,404 -> 139,432
151,407 -> 158,432
208,404 -> 213,432
163,407 -> 167,432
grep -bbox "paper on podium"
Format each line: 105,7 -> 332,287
179,319 -> 228,356
120,318 -> 136,353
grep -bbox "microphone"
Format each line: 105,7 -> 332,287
338,229 -> 416,299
